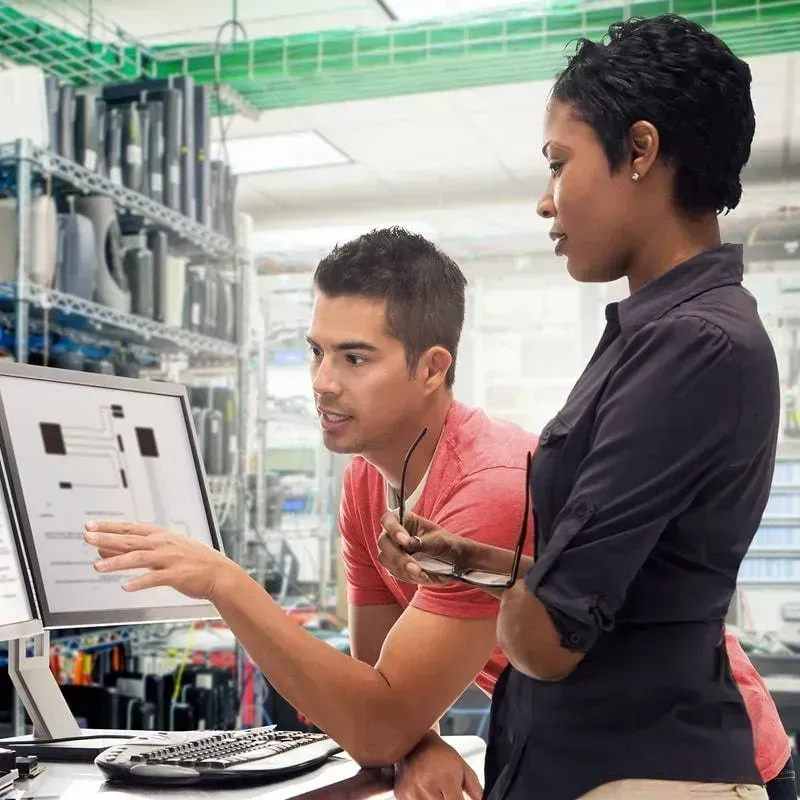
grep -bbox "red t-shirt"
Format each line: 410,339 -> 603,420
339,400 -> 789,780
340,401 -> 536,695
725,632 -> 790,781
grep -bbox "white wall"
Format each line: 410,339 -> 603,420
456,256 -> 627,434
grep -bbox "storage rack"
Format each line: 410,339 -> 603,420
740,444 -> 800,589
0,135 -> 268,733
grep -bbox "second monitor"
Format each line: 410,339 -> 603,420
0,435 -> 40,642
0,362 -> 224,629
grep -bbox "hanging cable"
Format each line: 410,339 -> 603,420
212,0 -> 249,169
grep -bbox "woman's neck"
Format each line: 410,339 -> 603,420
626,213 -> 721,294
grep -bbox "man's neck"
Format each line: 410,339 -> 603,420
364,393 -> 454,494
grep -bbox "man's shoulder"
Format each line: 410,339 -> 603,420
343,455 -> 379,487
445,402 -> 538,476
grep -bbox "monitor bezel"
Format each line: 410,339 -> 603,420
0,362 -> 225,629
0,418 -> 42,640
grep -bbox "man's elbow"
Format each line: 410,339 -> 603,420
346,735 -> 417,768
341,722 -> 424,768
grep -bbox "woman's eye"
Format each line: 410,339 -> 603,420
549,161 -> 563,176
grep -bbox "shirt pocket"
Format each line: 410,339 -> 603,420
532,415 -> 576,554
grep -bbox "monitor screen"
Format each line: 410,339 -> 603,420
0,444 -> 38,639
0,363 -> 223,628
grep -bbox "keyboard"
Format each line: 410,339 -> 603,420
94,726 -> 343,787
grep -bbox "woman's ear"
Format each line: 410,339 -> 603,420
628,120 -> 660,179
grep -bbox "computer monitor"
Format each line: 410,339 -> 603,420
0,362 -> 224,628
0,363 -> 226,759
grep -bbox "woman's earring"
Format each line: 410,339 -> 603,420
631,172 -> 640,182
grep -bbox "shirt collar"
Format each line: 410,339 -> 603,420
611,244 -> 744,337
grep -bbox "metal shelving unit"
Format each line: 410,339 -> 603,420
740,450 -> 800,587
1,135 -> 264,734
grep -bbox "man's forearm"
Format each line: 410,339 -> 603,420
210,563 -> 425,765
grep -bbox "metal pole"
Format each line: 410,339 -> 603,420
13,690 -> 25,736
233,216 -> 254,726
234,266 -> 251,568
255,305 -> 269,545
314,446 -> 333,608
14,138 -> 31,365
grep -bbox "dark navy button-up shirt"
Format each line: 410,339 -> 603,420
485,244 -> 780,800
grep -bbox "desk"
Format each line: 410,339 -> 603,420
5,736 -> 486,800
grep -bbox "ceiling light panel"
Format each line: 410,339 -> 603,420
384,0 -> 535,21
211,131 -> 350,175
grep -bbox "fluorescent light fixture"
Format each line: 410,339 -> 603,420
210,131 -> 350,175
384,0 -> 535,22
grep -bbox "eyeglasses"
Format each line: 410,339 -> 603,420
397,426 -> 533,589
398,427 -> 428,526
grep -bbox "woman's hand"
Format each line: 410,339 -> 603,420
83,520 -> 243,602
378,511 -> 494,586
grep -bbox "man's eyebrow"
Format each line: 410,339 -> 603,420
304,335 -> 378,352
335,341 -> 379,352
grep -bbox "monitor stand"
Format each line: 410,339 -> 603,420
0,630 -> 141,762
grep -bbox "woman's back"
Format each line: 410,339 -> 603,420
485,245 -> 780,800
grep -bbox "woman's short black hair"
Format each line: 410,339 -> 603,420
552,14 -> 755,215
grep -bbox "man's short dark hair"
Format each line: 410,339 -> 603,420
313,227 -> 467,388
552,13 -> 754,215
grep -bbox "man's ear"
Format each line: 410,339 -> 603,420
417,346 -> 452,392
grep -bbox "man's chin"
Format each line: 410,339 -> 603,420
321,430 -> 358,455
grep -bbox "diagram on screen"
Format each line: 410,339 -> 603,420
37,404 -> 187,534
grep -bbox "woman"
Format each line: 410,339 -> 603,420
379,13 -> 794,800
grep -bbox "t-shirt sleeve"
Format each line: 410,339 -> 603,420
725,631 -> 790,782
339,461 -> 398,607
411,464 -> 531,619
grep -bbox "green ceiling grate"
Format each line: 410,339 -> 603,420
1,0 -> 799,111
0,0 -> 157,84
149,0 -> 800,109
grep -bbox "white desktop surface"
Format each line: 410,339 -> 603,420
6,736 -> 487,800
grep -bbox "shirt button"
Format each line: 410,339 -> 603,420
573,502 -> 591,521
569,633 -> 583,646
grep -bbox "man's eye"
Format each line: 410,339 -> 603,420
346,354 -> 366,366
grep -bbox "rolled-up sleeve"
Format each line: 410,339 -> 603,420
526,314 -> 742,653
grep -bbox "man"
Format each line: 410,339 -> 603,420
84,227 -> 537,797
85,228 -> 789,799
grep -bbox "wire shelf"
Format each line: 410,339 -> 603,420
0,143 -> 238,261
0,281 -> 239,360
